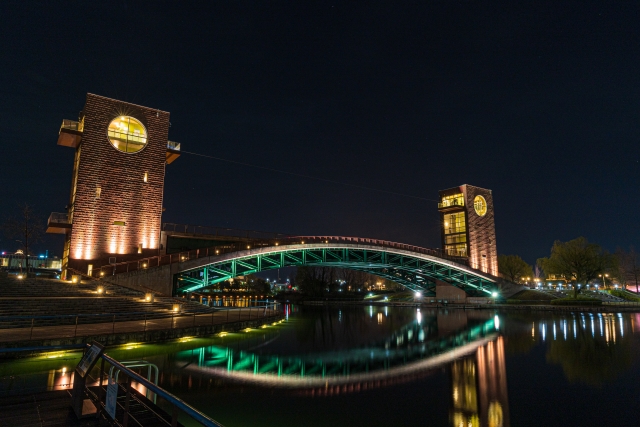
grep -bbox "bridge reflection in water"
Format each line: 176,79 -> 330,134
170,307 -> 510,427
177,313 -> 497,388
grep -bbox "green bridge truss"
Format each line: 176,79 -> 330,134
177,317 -> 497,383
176,245 -> 497,296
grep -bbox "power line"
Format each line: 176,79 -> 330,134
181,150 -> 439,203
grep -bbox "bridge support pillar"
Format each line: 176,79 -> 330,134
435,280 -> 467,303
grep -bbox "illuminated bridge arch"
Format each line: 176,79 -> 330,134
175,238 -> 498,296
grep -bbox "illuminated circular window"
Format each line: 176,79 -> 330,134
473,195 -> 487,216
107,116 -> 148,153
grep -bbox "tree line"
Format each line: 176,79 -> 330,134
499,237 -> 640,298
293,266 -> 402,296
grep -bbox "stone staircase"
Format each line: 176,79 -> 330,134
0,275 -> 215,330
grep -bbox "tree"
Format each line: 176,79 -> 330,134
616,247 -> 640,293
295,266 -> 329,296
245,274 -> 272,294
1,204 -> 44,274
498,254 -> 534,283
537,237 -> 614,298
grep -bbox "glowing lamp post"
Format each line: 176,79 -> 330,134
599,273 -> 609,289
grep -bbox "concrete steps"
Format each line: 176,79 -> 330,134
0,276 -> 216,330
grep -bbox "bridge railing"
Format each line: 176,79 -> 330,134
92,236 -> 470,279
162,222 -> 292,240
0,303 -> 280,343
291,236 -> 464,261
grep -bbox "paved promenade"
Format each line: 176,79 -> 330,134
0,307 -> 278,343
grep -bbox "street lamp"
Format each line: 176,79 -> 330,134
599,273 -> 609,289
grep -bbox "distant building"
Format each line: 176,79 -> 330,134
0,253 -> 61,270
438,184 -> 498,276
46,94 -> 181,278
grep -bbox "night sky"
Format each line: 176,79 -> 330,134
1,1 -> 638,264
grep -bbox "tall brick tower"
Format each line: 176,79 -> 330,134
437,184 -> 498,276
47,94 -> 180,278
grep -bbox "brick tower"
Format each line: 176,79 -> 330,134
437,184 -> 498,276
47,94 -> 181,278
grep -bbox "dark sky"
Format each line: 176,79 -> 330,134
1,1 -> 638,264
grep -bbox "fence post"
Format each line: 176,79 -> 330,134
74,316 -> 79,337
30,318 -> 34,340
123,376 -> 131,427
99,357 -> 105,396
144,314 -> 147,332
171,406 -> 179,427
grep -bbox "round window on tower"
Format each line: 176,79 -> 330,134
473,195 -> 487,217
107,116 -> 148,153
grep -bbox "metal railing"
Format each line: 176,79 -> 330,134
292,236 -> 464,260
437,199 -> 464,209
60,119 -> 80,131
0,303 -> 280,343
91,352 -> 225,426
94,234 -> 472,279
603,301 -> 640,306
48,212 -> 70,225
167,140 -> 181,151
162,222 -> 292,240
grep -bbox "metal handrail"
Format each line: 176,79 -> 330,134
437,199 -> 464,209
167,140 -> 181,151
162,222 -> 293,239
100,353 -> 225,427
0,303 -> 280,343
48,212 -> 70,224
0,303 -> 275,322
60,119 -> 80,131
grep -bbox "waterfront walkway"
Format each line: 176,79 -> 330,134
0,275 -> 280,350
0,306 -> 278,344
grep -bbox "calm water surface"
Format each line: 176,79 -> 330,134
3,305 -> 640,427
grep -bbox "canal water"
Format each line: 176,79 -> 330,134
2,305 -> 640,427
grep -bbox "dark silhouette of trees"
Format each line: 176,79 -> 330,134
537,237 -> 614,298
615,247 -> 640,292
295,266 -> 400,295
498,254 -> 533,283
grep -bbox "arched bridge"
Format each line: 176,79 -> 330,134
97,236 -> 499,297
173,236 -> 498,296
